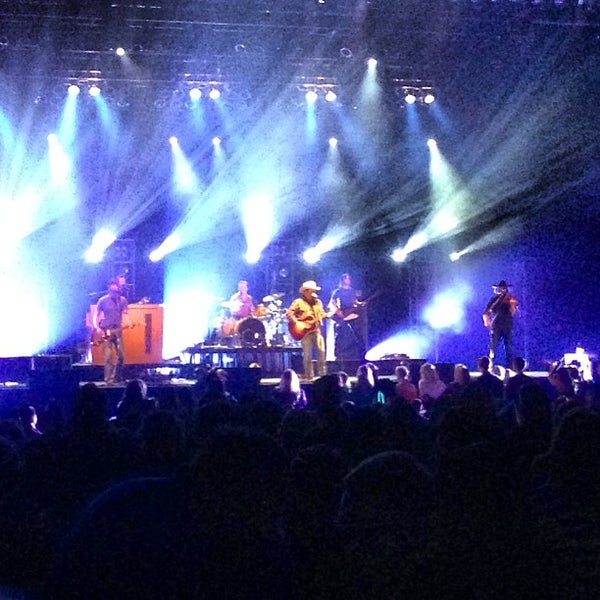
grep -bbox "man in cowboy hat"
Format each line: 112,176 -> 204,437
287,280 -> 337,380
482,280 -> 519,367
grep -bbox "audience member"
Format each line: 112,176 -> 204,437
17,404 -> 43,440
394,365 -> 418,402
505,356 -> 533,406
418,363 -> 446,417
473,355 -> 504,407
350,364 -> 380,407
271,368 -> 307,409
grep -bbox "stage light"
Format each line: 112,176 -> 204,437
405,93 -> 417,104
329,137 -> 338,147
391,248 -> 408,263
189,87 -> 202,101
365,330 -> 429,362
450,249 -> 468,262
305,90 -> 318,104
303,247 -> 321,265
212,136 -> 221,146
424,93 -> 435,104
89,84 -> 101,97
423,291 -> 464,331
149,233 -> 181,262
169,136 -> 178,147
427,138 -> 437,149
208,88 -> 221,100
325,90 -> 337,102
85,229 -> 117,264
367,57 -> 377,70
148,249 -> 160,263
67,84 -> 80,97
245,250 -> 261,264
115,47 -> 126,57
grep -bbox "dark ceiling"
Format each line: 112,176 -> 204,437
1,0 -> 598,89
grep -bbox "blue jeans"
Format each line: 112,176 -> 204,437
103,330 -> 125,383
301,330 -> 326,379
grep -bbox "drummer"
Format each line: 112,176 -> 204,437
228,280 -> 256,320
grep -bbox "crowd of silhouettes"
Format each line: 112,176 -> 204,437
0,356 -> 600,599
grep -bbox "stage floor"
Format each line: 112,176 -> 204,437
0,353 -> 554,420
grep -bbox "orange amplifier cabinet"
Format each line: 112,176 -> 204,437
89,304 -> 164,365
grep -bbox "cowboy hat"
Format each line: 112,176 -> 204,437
493,280 -> 511,288
299,280 -> 321,293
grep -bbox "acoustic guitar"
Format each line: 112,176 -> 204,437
288,317 -> 316,341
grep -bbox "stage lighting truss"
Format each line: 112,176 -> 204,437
295,76 -> 339,104
65,70 -> 104,98
393,80 -> 436,106
182,78 -> 228,103
57,72 -> 231,109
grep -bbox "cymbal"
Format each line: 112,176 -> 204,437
262,292 -> 285,302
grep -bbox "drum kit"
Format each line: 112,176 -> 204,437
212,293 -> 290,347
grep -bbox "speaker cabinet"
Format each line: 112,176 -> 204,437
89,304 -> 164,365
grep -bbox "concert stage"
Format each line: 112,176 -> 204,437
0,352 -> 554,421
0,351 -> 406,416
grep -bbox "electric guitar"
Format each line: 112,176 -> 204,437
91,328 -> 118,347
331,289 -> 380,324
91,324 -> 135,346
332,304 -> 364,324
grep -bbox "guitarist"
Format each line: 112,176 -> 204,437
482,280 -> 519,367
93,279 -> 132,385
287,280 -> 336,380
329,273 -> 367,361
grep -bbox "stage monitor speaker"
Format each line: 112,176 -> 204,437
0,357 -> 31,384
372,360 -> 400,376
31,355 -> 73,372
327,359 -> 361,376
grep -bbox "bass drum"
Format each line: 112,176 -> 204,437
237,317 -> 266,346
